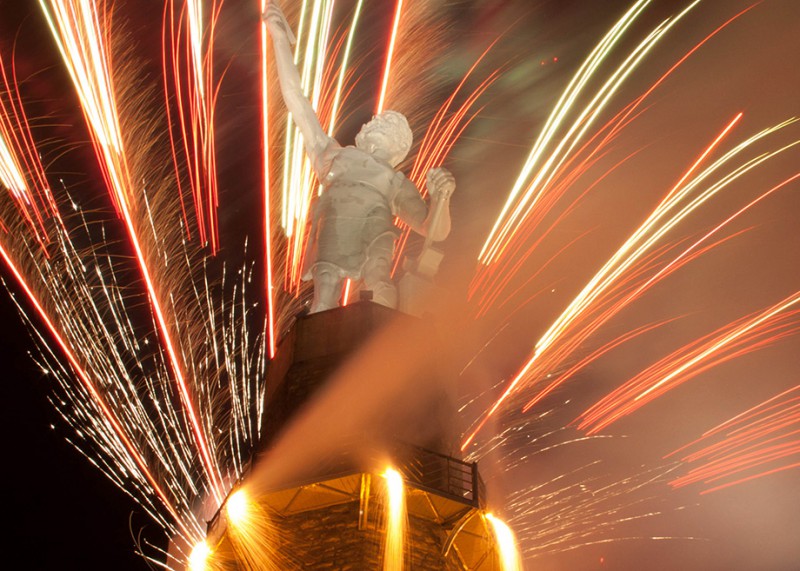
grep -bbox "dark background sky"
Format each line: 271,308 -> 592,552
1,1 -> 799,570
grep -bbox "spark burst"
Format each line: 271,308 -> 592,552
1,1 -> 799,569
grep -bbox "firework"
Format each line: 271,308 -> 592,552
1,1 -> 799,569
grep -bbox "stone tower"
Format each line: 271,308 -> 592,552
202,302 -> 506,570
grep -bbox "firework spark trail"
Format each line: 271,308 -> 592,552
470,152 -> 632,319
667,385 -> 800,493
465,396 -> 685,557
465,403 -> 620,476
0,241 -> 190,534
507,458 -> 685,557
183,240 -> 267,480
375,0 -> 403,114
578,292 -> 800,434
164,0 -> 223,252
3,166 -> 266,544
470,4 -> 761,318
39,0 -> 225,500
468,3 -> 747,314
330,0 -> 369,303
0,124 -> 26,194
463,115 -> 800,450
0,53 -> 59,245
260,0 -> 277,357
467,1 -> 758,322
516,168 -> 800,416
529,113 -> 750,357
0,45 -> 198,536
390,43 -> 503,275
0,213 -> 204,539
280,0 -> 332,287
259,0 -> 278,359
477,0 -> 702,266
327,0 -> 364,134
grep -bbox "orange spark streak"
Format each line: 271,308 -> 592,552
667,385 -> 800,493
463,114 -> 758,449
578,293 -> 800,434
164,0 -> 222,251
341,278 -> 352,307
522,170 -> 798,415
700,462 -> 800,495
391,43 -> 502,274
376,0 -> 404,113
471,7 -> 751,312
0,51 -> 60,247
0,239 -> 190,537
40,0 -> 223,500
260,0 -> 276,358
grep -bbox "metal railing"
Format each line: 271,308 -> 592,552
394,444 -> 483,508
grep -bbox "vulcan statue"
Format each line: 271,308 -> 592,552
264,2 -> 455,313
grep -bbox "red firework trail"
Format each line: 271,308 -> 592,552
469,6 -> 754,314
40,0 -> 225,500
578,291 -> 800,434
0,53 -> 60,248
462,111 -> 773,450
0,239 -> 193,537
163,0 -> 224,252
667,385 -> 800,493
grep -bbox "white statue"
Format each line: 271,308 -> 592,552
264,2 -> 455,313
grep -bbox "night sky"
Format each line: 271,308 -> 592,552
1,1 -> 799,570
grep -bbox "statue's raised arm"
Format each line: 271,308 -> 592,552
263,1 -> 454,314
263,2 -> 333,163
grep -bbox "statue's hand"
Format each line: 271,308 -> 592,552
426,167 -> 455,200
262,1 -> 296,45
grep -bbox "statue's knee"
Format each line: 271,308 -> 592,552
313,265 -> 339,287
363,256 -> 391,283
370,280 -> 397,309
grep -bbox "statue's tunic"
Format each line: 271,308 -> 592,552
303,145 -> 424,280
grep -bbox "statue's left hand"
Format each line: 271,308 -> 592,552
426,167 -> 455,200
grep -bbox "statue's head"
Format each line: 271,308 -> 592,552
355,111 -> 412,167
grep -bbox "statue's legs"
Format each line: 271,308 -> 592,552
310,263 -> 344,313
363,234 -> 397,309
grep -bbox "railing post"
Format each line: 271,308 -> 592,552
471,462 -> 479,506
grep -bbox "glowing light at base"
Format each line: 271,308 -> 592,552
485,513 -> 522,571
189,540 -> 212,571
226,489 -> 249,526
382,467 -> 406,571
224,488 -> 281,571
